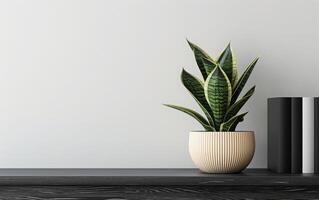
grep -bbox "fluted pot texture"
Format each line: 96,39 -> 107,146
189,131 -> 255,173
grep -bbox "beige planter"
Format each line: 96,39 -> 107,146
189,131 -> 255,173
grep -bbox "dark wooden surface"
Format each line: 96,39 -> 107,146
0,169 -> 318,199
0,168 -> 318,185
0,186 -> 318,200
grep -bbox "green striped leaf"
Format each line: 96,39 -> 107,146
202,57 -> 217,76
181,69 -> 215,127
220,112 -> 247,131
187,40 -> 213,80
204,66 -> 232,130
218,43 -> 237,87
163,104 -> 214,131
231,57 -> 259,104
224,86 -> 255,121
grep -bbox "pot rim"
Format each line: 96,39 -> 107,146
190,131 -> 254,134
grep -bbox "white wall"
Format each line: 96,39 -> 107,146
0,0 -> 318,168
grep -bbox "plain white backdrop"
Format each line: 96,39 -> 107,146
0,0 -> 318,168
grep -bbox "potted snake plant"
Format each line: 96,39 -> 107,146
165,40 -> 259,173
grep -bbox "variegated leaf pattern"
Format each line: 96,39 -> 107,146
218,43 -> 237,87
220,112 -> 248,131
187,40 -> 213,80
202,57 -> 217,76
163,104 -> 214,131
165,42 -> 258,132
204,66 -> 232,130
224,86 -> 255,121
181,69 -> 215,127
231,57 -> 258,104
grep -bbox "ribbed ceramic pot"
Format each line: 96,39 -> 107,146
189,131 -> 255,173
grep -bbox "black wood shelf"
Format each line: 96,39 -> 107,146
0,168 -> 317,186
0,169 -> 319,199
1,185 -> 319,200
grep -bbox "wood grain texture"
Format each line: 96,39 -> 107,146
0,169 -> 318,199
0,168 -> 318,186
0,186 -> 318,200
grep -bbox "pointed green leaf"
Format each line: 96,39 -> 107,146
224,86 -> 255,121
181,69 -> 215,127
228,114 -> 247,131
187,40 -> 213,80
231,58 -> 259,104
218,43 -> 237,86
220,112 -> 247,131
202,57 -> 217,76
204,66 -> 232,130
163,104 -> 214,131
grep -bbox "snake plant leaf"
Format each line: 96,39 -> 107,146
220,112 -> 248,131
231,57 -> 259,104
187,40 -> 213,80
181,69 -> 215,127
218,43 -> 237,87
204,66 -> 232,129
228,113 -> 247,131
224,86 -> 255,121
163,104 -> 214,131
202,57 -> 217,76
